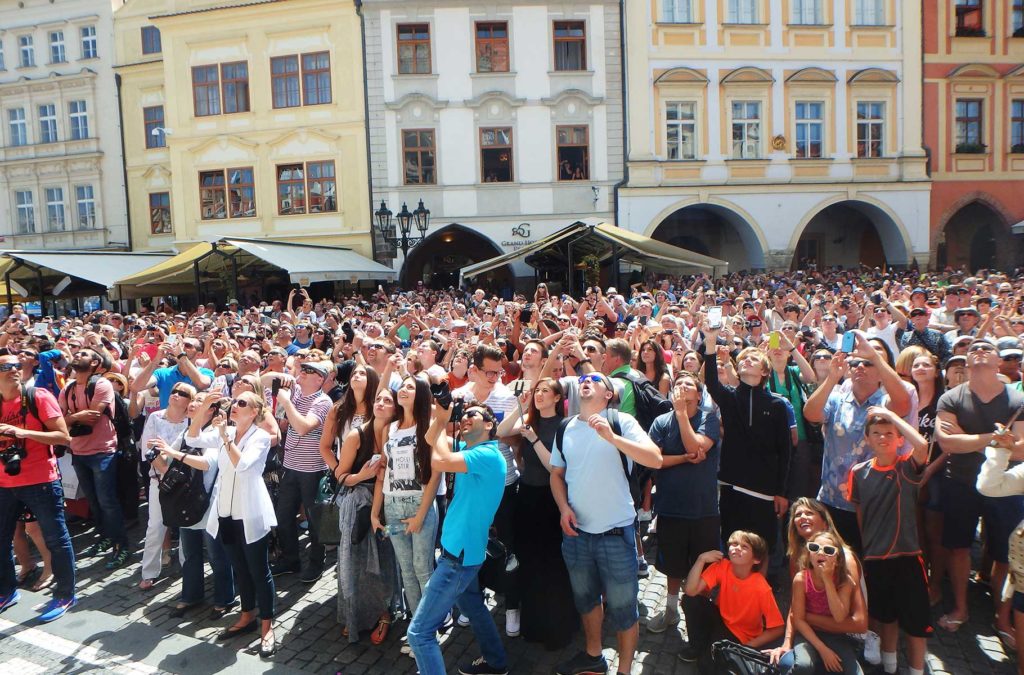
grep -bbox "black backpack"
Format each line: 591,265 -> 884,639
159,438 -> 211,528
612,370 -> 673,432
554,409 -> 646,506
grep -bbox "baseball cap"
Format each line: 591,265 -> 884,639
997,337 -> 1023,359
909,307 -> 928,318
910,288 -> 927,297
300,360 -> 332,378
954,307 -> 979,318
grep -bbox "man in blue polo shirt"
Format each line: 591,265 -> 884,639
407,397 -> 507,675
130,339 -> 214,408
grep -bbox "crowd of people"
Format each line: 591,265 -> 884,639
0,268 -> 1022,675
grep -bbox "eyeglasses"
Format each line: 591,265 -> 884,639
0,363 -> 19,373
170,390 -> 192,399
806,542 -> 837,556
367,344 -> 384,351
231,399 -> 250,409
482,369 -> 503,379
578,374 -> 605,385
847,359 -> 874,369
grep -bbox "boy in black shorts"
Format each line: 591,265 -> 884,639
848,406 -> 931,675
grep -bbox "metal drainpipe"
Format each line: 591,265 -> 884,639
611,0 -> 629,232
114,73 -> 133,253
355,0 -> 379,265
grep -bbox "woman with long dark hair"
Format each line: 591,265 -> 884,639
312,327 -> 335,356
497,377 -> 579,650
333,385 -> 397,645
638,338 -> 672,396
320,364 -> 378,471
370,375 -> 441,618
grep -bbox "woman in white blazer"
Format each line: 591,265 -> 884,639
185,390 -> 278,657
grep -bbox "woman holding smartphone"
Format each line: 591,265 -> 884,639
333,387 -> 397,644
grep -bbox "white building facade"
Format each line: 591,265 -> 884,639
0,0 -> 129,251
361,0 -> 623,289
620,0 -> 931,271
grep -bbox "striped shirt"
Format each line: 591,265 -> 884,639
454,382 -> 520,486
283,384 -> 332,472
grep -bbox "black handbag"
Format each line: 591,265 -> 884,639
314,478 -> 344,546
477,529 -> 518,595
710,640 -> 780,675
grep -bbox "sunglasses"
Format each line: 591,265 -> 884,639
0,363 -> 19,373
301,366 -> 324,376
463,409 -> 486,419
170,389 -> 192,399
806,542 -> 837,556
217,362 -> 233,368
231,399 -> 250,409
578,374 -> 605,385
967,344 -> 996,353
812,354 -> 832,362
582,345 -> 600,353
847,359 -> 874,369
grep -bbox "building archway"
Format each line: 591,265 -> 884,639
791,200 -> 910,269
400,224 -> 510,290
649,204 -> 765,270
938,200 -> 1012,272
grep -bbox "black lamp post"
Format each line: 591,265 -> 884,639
374,199 -> 430,258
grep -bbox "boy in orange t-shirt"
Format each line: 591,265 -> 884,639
680,530 -> 785,664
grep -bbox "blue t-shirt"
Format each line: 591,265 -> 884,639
648,408 -> 721,519
152,365 -> 215,408
441,439 -> 506,566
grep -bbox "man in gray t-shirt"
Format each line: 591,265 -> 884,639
935,337 -> 1024,634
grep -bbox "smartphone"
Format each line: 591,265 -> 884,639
165,333 -> 179,346
708,306 -> 723,329
841,331 -> 857,353
768,331 -> 781,350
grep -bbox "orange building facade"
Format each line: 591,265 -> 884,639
923,0 -> 1024,271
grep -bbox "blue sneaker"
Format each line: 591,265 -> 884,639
38,596 -> 76,623
0,589 -> 20,612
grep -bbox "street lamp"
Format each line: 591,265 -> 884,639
374,198 -> 430,258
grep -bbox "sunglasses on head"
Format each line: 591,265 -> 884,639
806,542 -> 837,556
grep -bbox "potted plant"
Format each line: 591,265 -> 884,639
580,254 -> 602,288
955,142 -> 987,154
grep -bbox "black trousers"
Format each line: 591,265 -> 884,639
719,485 -> 777,552
274,468 -> 326,571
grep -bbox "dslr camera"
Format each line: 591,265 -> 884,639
0,445 -> 26,476
68,422 -> 93,437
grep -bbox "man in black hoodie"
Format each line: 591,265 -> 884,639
702,322 -> 792,552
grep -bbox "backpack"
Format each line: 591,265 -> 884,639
612,370 -> 673,432
554,409 -> 646,506
158,438 -> 211,528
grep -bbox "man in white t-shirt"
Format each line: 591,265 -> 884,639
862,295 -> 906,358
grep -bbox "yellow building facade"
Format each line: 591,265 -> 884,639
114,0 -> 373,257
620,0 -> 931,270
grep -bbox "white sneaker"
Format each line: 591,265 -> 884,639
646,608 -> 680,633
637,509 -> 653,522
400,642 -> 413,655
505,609 -> 521,637
457,613 -> 471,627
863,630 -> 881,665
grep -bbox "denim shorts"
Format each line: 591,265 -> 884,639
561,524 -> 639,631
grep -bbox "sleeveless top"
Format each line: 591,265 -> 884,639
804,572 -> 831,617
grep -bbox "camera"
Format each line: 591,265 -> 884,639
872,292 -> 884,304
450,398 -> 465,425
144,445 -> 161,463
1,445 -> 26,476
68,422 -> 93,437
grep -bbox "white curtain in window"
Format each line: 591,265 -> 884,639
855,0 -> 884,25
792,0 -> 822,24
728,0 -> 758,23
663,0 -> 693,23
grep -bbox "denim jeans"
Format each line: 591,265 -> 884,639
384,494 -> 437,613
0,480 -> 76,600
218,518 -> 275,621
780,633 -> 864,675
408,551 -> 507,675
179,527 -> 235,607
274,468 -> 325,572
72,452 -> 127,548
561,524 -> 640,631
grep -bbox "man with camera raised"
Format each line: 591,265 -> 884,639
0,352 -> 76,621
60,348 -> 130,570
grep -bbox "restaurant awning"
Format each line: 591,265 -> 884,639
115,237 -> 396,299
1012,219 -> 1024,235
3,251 -> 173,289
461,222 -> 729,280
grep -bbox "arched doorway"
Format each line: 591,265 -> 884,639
939,201 -> 1009,272
400,224 -> 511,290
793,201 -> 909,270
650,204 -> 764,270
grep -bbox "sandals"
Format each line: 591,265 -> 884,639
938,614 -> 966,632
259,630 -> 277,658
31,573 -> 54,592
370,615 -> 392,645
138,579 -> 156,591
17,567 -> 41,589
217,620 -> 257,641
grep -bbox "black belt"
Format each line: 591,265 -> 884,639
440,547 -> 465,564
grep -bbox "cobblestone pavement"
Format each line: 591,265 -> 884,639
0,515 -> 1017,674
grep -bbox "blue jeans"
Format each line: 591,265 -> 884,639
561,524 -> 640,631
179,527 -> 235,607
0,480 -> 76,600
780,633 -> 864,675
384,494 -> 437,613
72,452 -> 127,548
408,551 -> 507,675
